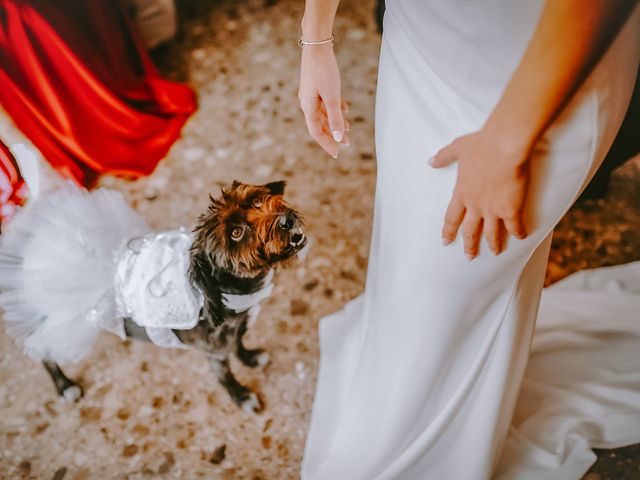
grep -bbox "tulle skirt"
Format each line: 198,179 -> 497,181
0,185 -> 150,364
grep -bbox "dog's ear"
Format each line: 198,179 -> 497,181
264,180 -> 286,196
231,180 -> 242,190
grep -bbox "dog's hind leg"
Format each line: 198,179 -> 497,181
42,360 -> 83,402
235,316 -> 270,369
208,355 -> 263,413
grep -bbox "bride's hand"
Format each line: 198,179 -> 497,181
429,130 -> 531,260
298,45 -> 349,159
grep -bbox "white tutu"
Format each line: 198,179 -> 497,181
0,185 -> 150,364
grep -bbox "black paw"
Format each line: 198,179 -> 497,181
227,386 -> 264,414
239,391 -> 264,414
238,348 -> 270,369
60,383 -> 83,403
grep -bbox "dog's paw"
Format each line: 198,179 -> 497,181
239,348 -> 270,369
61,384 -> 83,403
254,351 -> 270,369
241,392 -> 263,414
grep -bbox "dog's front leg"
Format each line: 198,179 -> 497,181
42,360 -> 83,402
207,354 -> 263,413
235,314 -> 270,369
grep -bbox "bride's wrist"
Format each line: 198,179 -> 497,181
301,15 -> 334,40
481,117 -> 537,167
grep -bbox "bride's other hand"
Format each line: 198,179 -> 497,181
427,0 -> 637,260
429,131 -> 530,260
298,45 -> 349,159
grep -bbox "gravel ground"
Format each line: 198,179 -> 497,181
1,1 -> 639,478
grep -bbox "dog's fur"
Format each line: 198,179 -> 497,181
44,180 -> 306,413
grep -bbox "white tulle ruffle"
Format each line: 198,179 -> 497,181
0,185 -> 150,364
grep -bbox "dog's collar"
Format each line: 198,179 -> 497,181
220,270 -> 274,313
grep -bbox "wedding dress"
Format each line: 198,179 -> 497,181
301,1 -> 640,479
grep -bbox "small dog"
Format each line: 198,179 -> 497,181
4,180 -> 306,413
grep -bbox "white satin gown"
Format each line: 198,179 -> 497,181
301,1 -> 640,479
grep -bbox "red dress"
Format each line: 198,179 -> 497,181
0,141 -> 27,225
0,0 -> 196,222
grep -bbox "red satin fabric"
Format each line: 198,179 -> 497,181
0,140 -> 27,224
0,0 -> 196,187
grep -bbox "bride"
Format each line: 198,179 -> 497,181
297,1 -> 640,479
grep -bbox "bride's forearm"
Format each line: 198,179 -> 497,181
484,0 -> 638,163
301,0 -> 341,39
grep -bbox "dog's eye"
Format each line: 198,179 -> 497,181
252,198 -> 263,208
231,226 -> 244,242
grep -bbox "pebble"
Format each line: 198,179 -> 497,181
290,299 -> 310,316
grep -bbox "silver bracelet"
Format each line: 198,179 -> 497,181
298,34 -> 335,47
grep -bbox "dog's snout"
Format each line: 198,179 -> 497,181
279,212 -> 296,231
291,232 -> 304,244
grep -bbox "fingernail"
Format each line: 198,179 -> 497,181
331,153 -> 338,159
428,156 -> 435,166
466,252 -> 475,261
333,130 -> 343,142
442,237 -> 451,246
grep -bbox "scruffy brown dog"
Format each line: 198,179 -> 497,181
41,180 -> 306,413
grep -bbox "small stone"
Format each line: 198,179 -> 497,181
303,278 -> 319,291
251,136 -> 274,151
295,361 -> 306,380
151,396 -> 164,409
116,407 -> 130,420
138,405 -> 154,416
340,269 -> 359,282
215,148 -> 231,159
263,418 -> 273,432
184,146 -> 206,162
71,468 -> 90,480
52,467 -> 68,480
254,164 -> 273,178
176,438 -> 188,449
79,407 -> 101,421
34,422 -> 49,434
290,299 -> 309,316
18,460 -> 30,474
132,424 -> 150,436
122,444 -> 139,457
261,435 -> 272,448
158,452 -> 175,474
210,444 -> 227,464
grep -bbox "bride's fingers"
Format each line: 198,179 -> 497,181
302,102 -> 339,158
442,195 -> 465,245
321,104 -> 351,135
429,142 -> 457,168
461,212 -> 483,260
322,119 -> 350,145
503,213 -> 527,240
483,216 -> 502,255
322,96 -> 345,142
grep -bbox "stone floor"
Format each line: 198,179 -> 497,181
0,0 -> 639,478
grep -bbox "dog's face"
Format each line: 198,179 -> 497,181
191,180 -> 306,278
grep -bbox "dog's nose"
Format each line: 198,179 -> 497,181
279,212 -> 296,231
